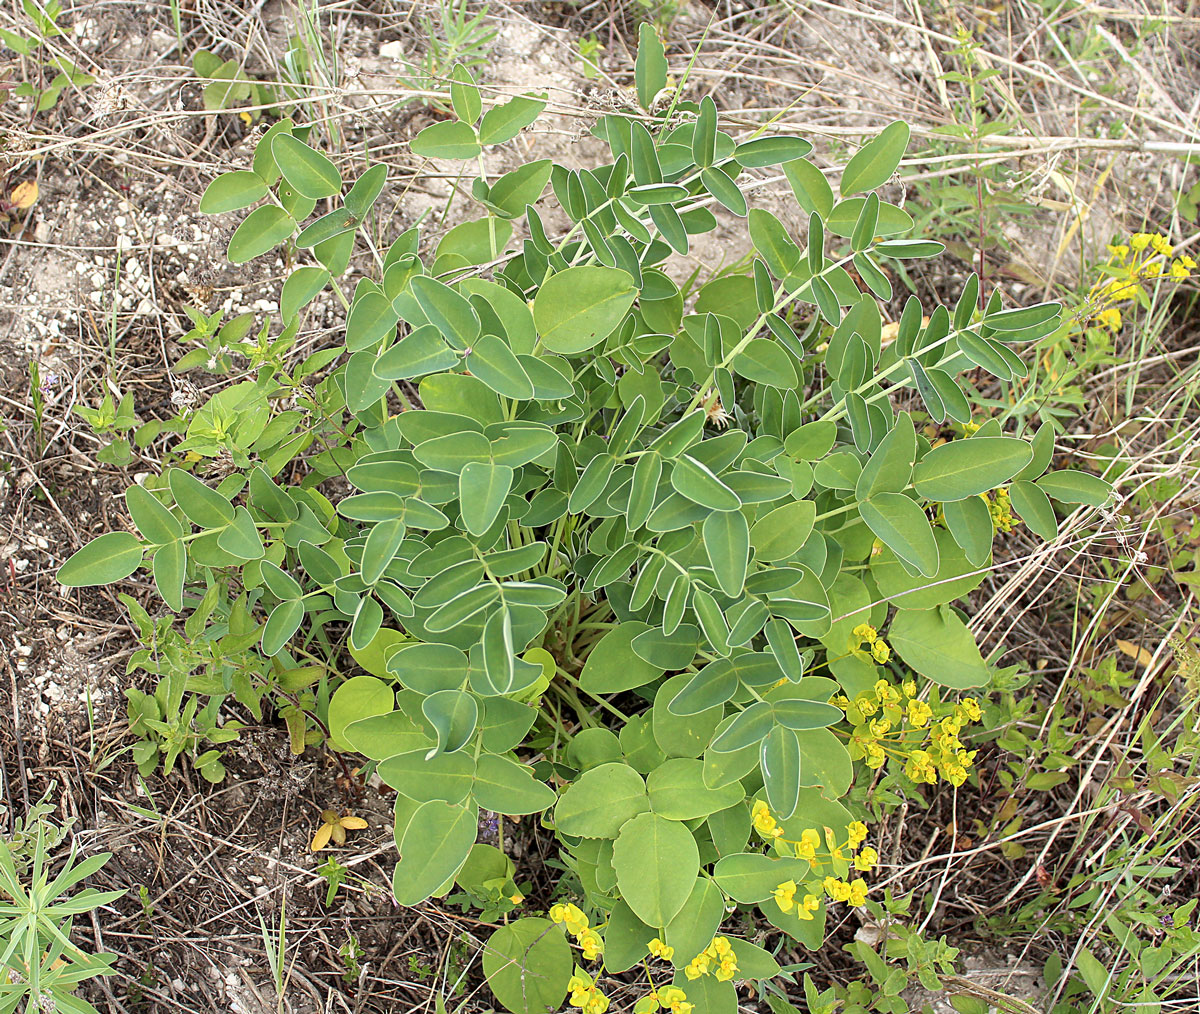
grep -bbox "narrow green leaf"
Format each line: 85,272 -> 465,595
57,532 -> 143,587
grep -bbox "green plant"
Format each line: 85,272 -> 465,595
56,24 -> 1117,1014
192,49 -> 275,123
396,0 -> 498,113
576,34 -> 604,81
0,800 -> 124,1014
74,387 -> 138,466
338,931 -> 364,983
0,0 -> 94,114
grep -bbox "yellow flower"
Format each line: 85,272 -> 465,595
901,680 -> 916,698
684,952 -> 711,979
714,954 -> 738,981
864,741 -> 886,768
510,892 -> 524,904
1106,243 -> 1130,261
310,809 -> 369,851
648,937 -> 674,962
550,902 -> 589,937
854,846 -> 879,872
869,718 -> 892,737
1130,232 -> 1152,252
960,697 -> 983,721
847,821 -> 868,847
871,640 -> 891,664
706,936 -> 733,959
852,623 -> 878,643
1170,260 -> 1190,280
855,694 -> 879,717
1179,254 -> 1197,270
772,879 -> 798,913
905,749 -> 937,784
795,827 -> 822,861
823,876 -> 851,902
907,699 -> 933,727
659,987 -> 693,1014
579,928 -> 604,961
1150,234 -> 1173,257
752,800 -> 784,838
847,878 -> 869,906
1096,307 -> 1121,331
797,893 -> 821,920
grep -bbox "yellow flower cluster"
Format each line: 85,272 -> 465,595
634,986 -> 693,1014
568,970 -> 610,1014
551,903 -> 604,961
752,799 -> 785,839
905,702 -> 980,786
851,623 -> 891,664
835,678 -> 983,787
984,487 -> 1016,533
822,875 -> 869,906
771,879 -> 822,919
1087,233 -> 1196,331
683,936 -> 738,981
647,937 -> 674,962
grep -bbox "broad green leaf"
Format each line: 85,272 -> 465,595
734,136 -> 813,168
669,659 -> 739,717
411,119 -> 482,159
580,621 -> 665,694
701,166 -> 747,216
459,461 -> 514,536
478,94 -> 547,146
856,412 -> 916,498
612,812 -> 698,927
377,750 -> 474,802
361,517 -> 407,585
671,454 -> 741,511
871,527 -> 987,608
859,493 -> 939,578
664,877 -> 725,964
281,266 -> 330,320
467,335 -> 534,400
271,133 -> 342,198
942,494 -> 994,566
450,63 -> 482,124
712,852 -> 812,904
483,918 -> 572,1014
840,120 -> 909,195
653,672 -> 725,759
216,505 -> 265,560
732,339 -> 798,388
168,468 -> 234,528
261,598 -> 304,656
343,162 -> 388,219
387,642 -> 470,695
422,689 -> 479,754
635,22 -> 667,110
473,753 -> 557,814
703,509 -> 749,597
783,158 -> 834,218
1036,469 -> 1113,507
554,762 -> 649,838
199,170 -> 267,214
152,539 -> 186,612
125,484 -> 183,544
761,724 -> 801,819
487,159 -> 553,218
647,758 -> 743,819
1009,480 -> 1059,539
58,531 -> 143,587
534,266 -> 637,355
912,437 -> 1034,501
411,275 -> 481,347
227,205 -> 296,264
602,901 -> 656,973
392,800 -> 476,905
889,607 -> 990,688
374,324 -> 458,379
749,208 -> 800,278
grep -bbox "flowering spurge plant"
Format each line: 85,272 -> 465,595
57,26 -> 1115,1014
